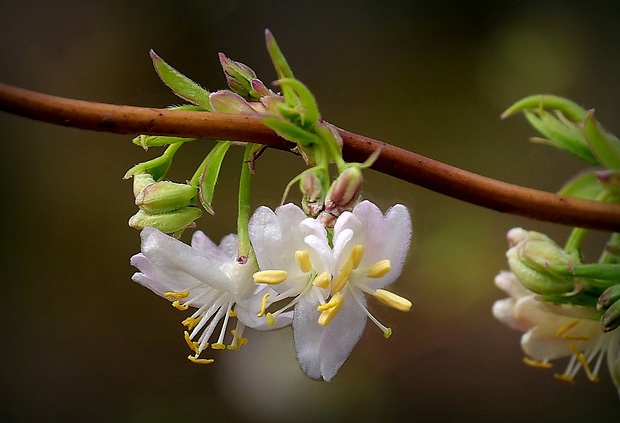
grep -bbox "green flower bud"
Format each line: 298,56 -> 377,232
598,284 -> 620,310
601,299 -> 620,332
218,53 -> 259,100
135,180 -> 197,214
128,207 -> 202,234
507,230 -> 576,295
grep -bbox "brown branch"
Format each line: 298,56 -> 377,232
1,82 -> 619,231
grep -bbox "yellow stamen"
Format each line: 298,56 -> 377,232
383,327 -> 392,339
266,312 -> 275,326
373,289 -> 412,312
187,355 -> 214,365
211,343 -> 226,350
367,259 -> 392,278
295,250 -> 312,273
231,329 -> 247,346
557,319 -> 580,337
164,290 -> 190,299
253,270 -> 288,285
561,333 -> 591,341
350,245 -> 364,269
553,373 -> 575,385
568,341 -> 600,383
312,271 -> 331,289
182,316 -> 201,331
332,259 -> 353,293
184,331 -> 200,354
318,292 -> 345,326
172,300 -> 189,311
523,357 -> 552,369
257,292 -> 270,317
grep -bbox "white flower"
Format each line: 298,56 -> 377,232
493,270 -> 620,396
249,200 -> 412,381
130,226 -> 291,364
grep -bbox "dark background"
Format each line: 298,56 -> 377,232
1,1 -> 619,421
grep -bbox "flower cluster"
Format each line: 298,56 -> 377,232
131,200 -> 412,380
493,229 -> 620,397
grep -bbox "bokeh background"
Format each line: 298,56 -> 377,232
1,1 -> 619,421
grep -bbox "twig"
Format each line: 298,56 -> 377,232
1,82 -> 619,231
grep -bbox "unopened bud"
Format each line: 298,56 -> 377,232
601,299 -> 620,332
599,284 -> 620,310
128,207 -> 202,233
135,180 -> 197,214
507,230 -> 576,295
324,167 -> 363,216
300,171 -> 324,217
209,90 -> 256,114
218,53 -> 264,100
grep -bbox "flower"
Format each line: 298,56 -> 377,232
493,270 -> 620,397
130,226 -> 291,364
249,200 -> 412,381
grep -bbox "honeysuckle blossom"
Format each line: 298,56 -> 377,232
130,226 -> 291,364
493,270 -> 620,397
249,200 -> 412,381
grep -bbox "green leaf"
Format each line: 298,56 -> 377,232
150,50 -> 212,110
124,142 -> 185,181
265,29 -> 295,101
584,111 -> 620,170
261,116 -> 320,146
524,110 -> 599,165
194,141 -> 232,214
277,78 -> 320,127
558,170 -> 603,200
501,94 -> 588,122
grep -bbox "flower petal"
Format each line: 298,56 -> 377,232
139,227 -> 233,292
292,294 -> 324,380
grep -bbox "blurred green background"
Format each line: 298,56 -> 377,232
1,1 -> 619,421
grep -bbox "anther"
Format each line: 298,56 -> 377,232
187,355 -> 214,365
318,292 -> 345,326
351,245 -> 364,269
312,271 -> 331,289
332,259 -> 353,293
568,342 -> 600,383
184,331 -> 200,354
211,343 -> 226,350
172,300 -> 189,311
257,292 -> 270,317
374,289 -> 412,312
266,312 -> 275,326
164,290 -> 190,299
182,316 -> 201,330
253,270 -> 288,285
367,260 -> 392,278
557,319 -> 580,337
295,250 -> 312,273
523,357 -> 552,369
553,373 -> 575,385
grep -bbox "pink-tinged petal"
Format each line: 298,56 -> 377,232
492,298 -> 531,332
494,271 -> 532,300
293,294 -> 324,380
140,227 -> 233,292
319,292 -> 367,381
218,234 -> 239,259
130,254 -> 214,306
191,230 -> 230,262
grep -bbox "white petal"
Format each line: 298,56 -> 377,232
140,227 -> 233,292
292,294 -> 324,380
494,270 -> 532,299
191,230 -> 229,262
319,292 -> 367,381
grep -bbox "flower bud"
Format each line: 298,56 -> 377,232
601,299 -> 620,332
128,207 -> 202,233
300,171 -> 324,217
218,53 -> 268,100
323,167 -> 363,217
209,90 -> 257,114
507,230 -> 576,295
598,284 -> 620,310
135,180 -> 198,214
